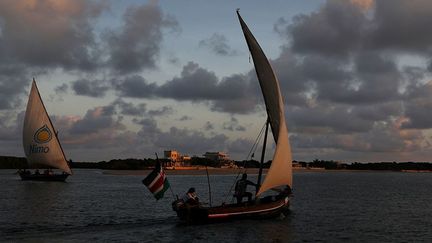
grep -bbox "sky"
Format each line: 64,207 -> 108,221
1,0 -> 432,163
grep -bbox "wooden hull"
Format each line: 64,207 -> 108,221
19,172 -> 69,182
172,196 -> 290,224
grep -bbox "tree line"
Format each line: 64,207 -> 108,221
1,155 -> 432,171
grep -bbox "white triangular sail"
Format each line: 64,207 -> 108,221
22,80 -> 72,174
237,11 -> 292,196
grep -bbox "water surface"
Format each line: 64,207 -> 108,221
1,169 -> 431,242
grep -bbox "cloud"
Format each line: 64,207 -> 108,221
401,97 -> 432,129
4,0 -> 432,162
111,99 -> 147,116
107,99 -> 173,119
369,0 -> 432,53
0,66 -> 29,110
158,62 -> 220,100
69,106 -> 123,135
288,0 -> 367,57
350,0 -> 374,10
148,106 -> 174,117
72,79 -> 110,97
222,117 -> 247,132
132,117 -> 229,157
0,111 -> 23,141
104,0 -> 179,74
269,0 -> 432,161
0,0 -> 106,71
158,62 -> 260,113
92,61 -> 261,114
50,106 -> 139,161
199,33 -> 239,56
55,83 -> 68,94
178,115 -> 192,121
290,118 -> 425,155
0,111 -> 24,157
204,121 -> 214,131
112,75 -> 158,98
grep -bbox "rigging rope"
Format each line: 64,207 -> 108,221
221,120 -> 267,203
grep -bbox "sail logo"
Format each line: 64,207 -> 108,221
34,125 -> 52,144
29,125 -> 51,154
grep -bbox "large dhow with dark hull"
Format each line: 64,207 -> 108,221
172,10 -> 293,223
19,79 -> 72,182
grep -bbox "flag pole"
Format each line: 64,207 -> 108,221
205,163 -> 212,207
155,152 -> 176,199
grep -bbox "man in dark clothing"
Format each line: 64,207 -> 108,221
182,187 -> 199,206
234,173 -> 257,204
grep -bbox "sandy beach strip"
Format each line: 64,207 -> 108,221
102,168 -> 264,176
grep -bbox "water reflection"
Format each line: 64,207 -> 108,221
14,180 -> 70,225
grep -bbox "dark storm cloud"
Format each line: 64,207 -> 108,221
349,52 -> 402,103
369,0 -> 432,53
148,106 -> 174,117
288,104 -> 374,134
54,83 -> 68,94
270,48 -> 314,107
400,90 -> 432,129
112,99 -> 147,116
227,138 -> 254,155
112,75 -> 158,98
158,62 -> 221,100
69,106 -> 123,135
352,102 -> 402,122
109,99 -> 173,118
105,0 -> 179,74
0,66 -> 29,110
210,73 -> 260,113
288,0 -> 366,57
0,0 -> 108,115
0,111 -> 23,141
135,118 -> 161,141
313,52 -> 402,105
0,0 -> 105,71
72,79 -> 109,97
290,120 -> 425,154
199,33 -> 239,56
159,62 -> 259,113
0,111 -> 24,157
270,0 -> 432,159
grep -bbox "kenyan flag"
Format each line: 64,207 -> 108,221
142,160 -> 170,200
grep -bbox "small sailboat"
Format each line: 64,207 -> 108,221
171,10 -> 293,223
19,79 -> 72,181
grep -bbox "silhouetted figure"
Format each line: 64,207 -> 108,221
274,186 -> 292,200
180,187 -> 200,222
234,173 -> 257,204
182,187 -> 199,206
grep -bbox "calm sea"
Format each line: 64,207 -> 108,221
1,169 -> 431,242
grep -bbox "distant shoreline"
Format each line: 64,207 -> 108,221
103,168 -> 265,176
101,167 -> 432,176
1,167 -> 431,175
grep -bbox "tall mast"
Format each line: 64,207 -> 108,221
256,118 -> 269,195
